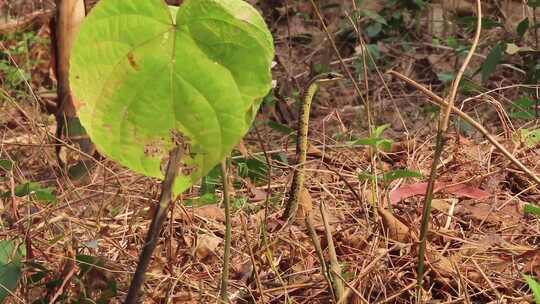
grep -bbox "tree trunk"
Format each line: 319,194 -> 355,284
54,0 -> 95,179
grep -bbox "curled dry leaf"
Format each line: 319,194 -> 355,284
191,232 -> 222,261
378,207 -> 411,243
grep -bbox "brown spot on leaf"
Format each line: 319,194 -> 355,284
127,52 -> 139,70
144,141 -> 164,157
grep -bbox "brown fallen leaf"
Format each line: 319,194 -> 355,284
455,199 -> 522,225
191,232 -> 222,261
296,187 -> 313,224
192,205 -> 225,223
378,207 -> 411,243
426,244 -> 457,280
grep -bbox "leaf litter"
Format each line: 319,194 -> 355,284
1,0 -> 540,303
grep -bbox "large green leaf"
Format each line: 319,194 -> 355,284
70,0 -> 274,194
0,240 -> 25,303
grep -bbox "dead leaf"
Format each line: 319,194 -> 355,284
431,198 -> 456,213
192,205 -> 225,222
389,182 -> 490,205
426,245 -> 456,279
455,200 -> 522,225
296,187 -> 313,224
191,232 -> 222,261
378,207 -> 411,243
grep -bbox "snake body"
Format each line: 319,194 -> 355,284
283,72 -> 343,223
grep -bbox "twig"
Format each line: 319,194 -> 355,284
219,159 -> 232,303
49,263 -> 77,303
125,146 -> 183,304
416,0 -> 482,300
0,9 -> 54,34
388,71 -> 540,185
240,214 -> 266,303
319,202 -> 344,301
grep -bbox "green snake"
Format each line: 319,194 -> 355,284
283,72 -> 344,223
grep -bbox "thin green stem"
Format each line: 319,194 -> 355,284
416,1 -> 482,301
219,159 -> 232,303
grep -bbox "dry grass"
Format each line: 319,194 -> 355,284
1,0 -> 540,303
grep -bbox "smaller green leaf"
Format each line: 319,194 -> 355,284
232,197 -> 248,210
235,156 -> 269,184
28,271 -> 48,285
14,182 -> 40,197
348,124 -> 393,151
0,159 -> 13,172
76,254 -> 104,274
437,72 -> 455,84
184,193 -> 218,207
481,43 -> 505,82
366,22 -> 382,37
363,10 -> 387,25
517,18 -> 530,37
33,188 -> 57,204
373,124 -> 391,138
358,172 -> 377,182
273,152 -> 289,165
524,204 -> 540,218
456,16 -> 502,30
0,240 -> 25,303
524,275 -> 540,303
510,97 -> 537,120
383,169 -> 423,183
377,139 -> 394,151
267,120 -> 294,135
514,128 -> 540,148
200,165 -> 221,196
12,182 -> 56,203
350,137 -> 380,147
527,0 -> 540,8
446,37 -> 459,49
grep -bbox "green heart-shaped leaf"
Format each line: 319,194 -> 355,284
71,0 -> 274,194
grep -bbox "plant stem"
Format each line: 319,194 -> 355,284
416,1 -> 482,300
219,159 -> 232,303
125,146 -> 182,304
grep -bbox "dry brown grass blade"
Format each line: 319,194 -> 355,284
319,202 -> 344,301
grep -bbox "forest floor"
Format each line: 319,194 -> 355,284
1,1 -> 540,303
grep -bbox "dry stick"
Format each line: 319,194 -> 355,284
125,146 -> 183,304
253,126 -> 290,299
388,71 -> 540,185
416,0 -> 482,301
309,0 -> 382,216
305,214 -> 336,300
219,160 -> 232,303
240,214 -> 266,303
319,202 -> 344,301
307,0 -> 370,123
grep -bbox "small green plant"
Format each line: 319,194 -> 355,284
350,124 -> 423,184
0,31 -> 46,98
0,182 -> 57,204
70,0 -> 274,301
